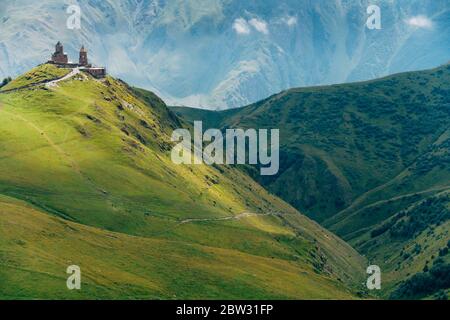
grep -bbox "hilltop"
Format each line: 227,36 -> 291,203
0,64 -> 366,299
172,64 -> 450,298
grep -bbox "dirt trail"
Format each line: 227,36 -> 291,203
0,106 -> 81,173
178,211 -> 274,226
0,99 -> 110,201
45,68 -> 80,88
0,67 -> 87,178
326,130 -> 450,228
150,211 -> 280,237
0,68 -> 79,94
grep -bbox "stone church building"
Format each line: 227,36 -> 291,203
48,42 -> 106,78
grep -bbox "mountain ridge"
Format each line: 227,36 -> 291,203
1,0 -> 449,109
172,62 -> 450,298
0,63 -> 366,299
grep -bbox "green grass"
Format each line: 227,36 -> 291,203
0,195 -> 359,300
0,65 -> 366,299
0,64 -> 70,91
171,63 -> 450,297
347,191 -> 450,298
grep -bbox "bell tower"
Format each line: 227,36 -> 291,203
55,41 -> 64,54
79,45 -> 88,66
51,41 -> 68,64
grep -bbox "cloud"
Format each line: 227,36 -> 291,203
406,15 -> 433,29
232,18 -> 251,35
284,16 -> 297,27
233,17 -> 269,35
248,18 -> 269,34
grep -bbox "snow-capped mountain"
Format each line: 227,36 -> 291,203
0,0 -> 449,109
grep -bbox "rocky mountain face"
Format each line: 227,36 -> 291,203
1,0 -> 449,109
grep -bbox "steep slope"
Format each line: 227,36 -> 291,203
0,194 -> 361,299
353,191 -> 450,299
1,0 -> 449,109
172,64 -> 450,297
0,64 -> 365,299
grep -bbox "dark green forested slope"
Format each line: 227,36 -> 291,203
172,64 -> 450,298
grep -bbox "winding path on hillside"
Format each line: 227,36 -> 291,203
0,105 -> 81,174
325,129 -> 450,229
177,211 -> 274,225
149,211 -> 282,237
0,96 -> 115,217
45,68 -> 80,88
0,68 -> 79,94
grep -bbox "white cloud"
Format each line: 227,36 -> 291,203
233,17 -> 269,35
232,18 -> 251,35
249,18 -> 269,34
406,15 -> 433,29
284,16 -> 297,27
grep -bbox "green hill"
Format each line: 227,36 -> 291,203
0,64 -> 366,299
172,64 -> 450,298
0,64 -> 70,92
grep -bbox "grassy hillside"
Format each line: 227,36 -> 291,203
0,64 -> 70,91
355,191 -> 450,299
0,64 -> 365,299
172,64 -> 450,298
0,194 -> 361,299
